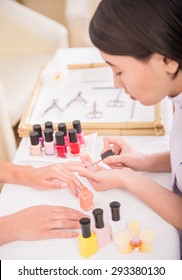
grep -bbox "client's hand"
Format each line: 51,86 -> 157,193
2,205 -> 84,245
29,163 -> 85,196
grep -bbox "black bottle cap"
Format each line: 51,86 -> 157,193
45,121 -> 53,130
33,124 -> 43,138
29,131 -> 39,145
44,128 -> 53,142
55,131 -> 65,146
92,208 -> 104,229
68,128 -> 78,143
58,122 -> 67,136
79,217 -> 91,238
73,120 -> 82,133
109,201 -> 121,221
101,149 -> 115,160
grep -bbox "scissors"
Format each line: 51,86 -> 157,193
42,99 -> 65,117
87,101 -> 103,119
107,89 -> 124,107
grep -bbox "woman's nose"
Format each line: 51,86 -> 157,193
113,76 -> 124,89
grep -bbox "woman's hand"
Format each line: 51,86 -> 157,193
28,163 -> 86,196
101,136 -> 146,171
78,155 -> 135,192
2,205 -> 84,245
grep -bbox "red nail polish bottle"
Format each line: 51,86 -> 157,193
55,131 -> 67,158
68,128 -> 80,156
73,120 -> 85,145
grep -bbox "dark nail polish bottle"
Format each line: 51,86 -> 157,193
33,124 -> 44,148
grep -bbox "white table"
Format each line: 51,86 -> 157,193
0,130 -> 180,260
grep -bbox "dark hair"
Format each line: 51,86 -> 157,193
89,0 -> 182,71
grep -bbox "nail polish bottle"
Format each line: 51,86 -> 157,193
68,128 -> 80,156
44,128 -> 55,155
45,121 -> 54,130
29,131 -> 42,156
58,122 -> 69,146
72,120 -> 85,145
78,188 -> 94,211
78,217 -> 98,258
109,201 -> 126,239
92,208 -> 111,248
33,124 -> 44,148
55,131 -> 67,158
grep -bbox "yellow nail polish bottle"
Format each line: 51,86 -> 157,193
78,217 -> 98,258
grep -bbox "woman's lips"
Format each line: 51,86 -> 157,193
130,96 -> 136,100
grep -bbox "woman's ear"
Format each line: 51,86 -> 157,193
163,57 -> 179,74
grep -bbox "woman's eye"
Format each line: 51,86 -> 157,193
116,71 -> 122,76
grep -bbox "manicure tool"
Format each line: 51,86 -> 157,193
42,99 -> 65,117
65,91 -> 89,109
91,149 -> 115,166
107,89 -> 124,107
92,86 -> 115,90
87,101 -> 103,119
130,100 -> 136,118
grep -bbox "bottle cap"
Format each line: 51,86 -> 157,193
29,131 -> 39,145
109,201 -> 121,221
101,149 -> 114,160
45,121 -> 53,130
44,128 -> 53,142
79,217 -> 91,238
68,128 -> 78,143
33,124 -> 43,138
73,120 -> 82,133
55,131 -> 65,146
58,122 -> 67,136
92,208 -> 104,229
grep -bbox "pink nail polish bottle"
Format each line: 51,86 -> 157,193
73,120 -> 85,145
33,124 -> 44,148
29,131 -> 42,156
92,208 -> 111,248
68,128 -> 80,156
58,122 -> 69,146
55,131 -> 67,158
44,128 -> 55,155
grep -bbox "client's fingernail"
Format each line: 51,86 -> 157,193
60,182 -> 68,188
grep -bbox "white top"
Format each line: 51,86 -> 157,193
169,92 -> 182,255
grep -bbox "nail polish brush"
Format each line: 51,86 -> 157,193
91,149 -> 114,166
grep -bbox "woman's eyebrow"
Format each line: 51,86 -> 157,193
105,60 -> 116,67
